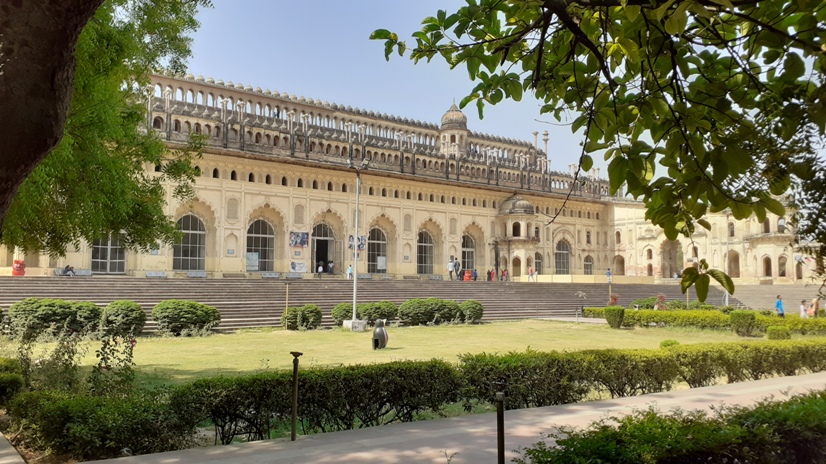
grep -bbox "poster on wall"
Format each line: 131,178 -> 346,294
377,256 -> 387,270
289,232 -> 309,247
290,261 -> 307,273
348,235 -> 367,250
246,252 -> 259,272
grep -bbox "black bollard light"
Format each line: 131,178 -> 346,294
496,391 -> 505,464
290,351 -> 303,441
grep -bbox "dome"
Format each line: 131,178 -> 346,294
498,194 -> 535,216
440,103 -> 467,130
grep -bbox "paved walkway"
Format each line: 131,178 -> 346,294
92,372 -> 826,464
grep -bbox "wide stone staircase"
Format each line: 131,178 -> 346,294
0,276 -> 739,331
723,284 -> 823,312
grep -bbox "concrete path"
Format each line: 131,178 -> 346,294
98,372 -> 826,464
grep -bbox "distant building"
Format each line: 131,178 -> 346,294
1,74 -> 811,283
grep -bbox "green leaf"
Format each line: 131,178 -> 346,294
695,274 -> 710,302
697,218 -> 711,230
625,5 -> 640,22
763,197 -> 785,217
783,53 -> 806,80
581,154 -> 593,172
681,267 -> 699,294
370,29 -> 392,40
708,269 -> 735,295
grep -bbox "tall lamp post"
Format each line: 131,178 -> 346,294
345,124 -> 369,332
724,212 -> 731,306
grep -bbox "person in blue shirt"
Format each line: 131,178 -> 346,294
775,295 -> 785,318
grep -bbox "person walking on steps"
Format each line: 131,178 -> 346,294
347,265 -> 353,280
775,295 -> 785,318
447,260 -> 455,281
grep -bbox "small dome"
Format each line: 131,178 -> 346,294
498,194 -> 535,216
441,103 -> 467,130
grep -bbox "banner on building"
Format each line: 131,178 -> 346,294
290,261 -> 307,273
289,231 -> 309,247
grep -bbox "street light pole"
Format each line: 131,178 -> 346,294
724,212 -> 731,306
345,125 -> 369,332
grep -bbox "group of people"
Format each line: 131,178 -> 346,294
774,295 -> 821,318
316,260 -> 335,274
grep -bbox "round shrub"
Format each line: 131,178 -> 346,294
8,298 -> 77,338
665,300 -> 687,310
281,304 -> 322,330
433,299 -> 462,324
398,298 -> 434,326
331,303 -> 354,326
72,301 -> 102,333
660,339 -> 680,349
0,373 -> 24,407
628,297 -> 658,309
151,300 -> 221,336
460,300 -> 484,324
604,306 -> 625,329
767,326 -> 792,340
360,301 -> 398,325
730,310 -> 756,337
101,300 -> 146,335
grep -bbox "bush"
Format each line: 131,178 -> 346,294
624,310 -> 731,330
359,300 -> 399,325
660,339 -> 680,349
398,298 -> 434,326
9,390 -> 198,460
628,297 -> 658,310
730,310 -> 757,337
604,306 -> 625,329
281,304 -> 322,330
460,350 -> 593,410
101,300 -> 146,335
460,300 -> 484,324
432,299 -> 462,324
331,302 -> 354,326
9,298 -> 72,338
583,307 -> 605,318
583,349 -> 679,398
151,300 -> 221,335
767,325 -> 792,340
0,373 -> 23,406
665,299 -> 687,310
72,301 -> 102,333
0,358 -> 22,374
669,343 -> 726,388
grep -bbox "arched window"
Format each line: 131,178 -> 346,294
417,231 -> 434,275
152,117 -> 163,129
281,177 -> 288,186
778,256 -> 787,277
534,227 -> 540,239
247,220 -> 275,272
778,217 -> 786,233
647,249 -> 653,260
728,222 -> 735,238
512,222 -> 521,237
297,178 -> 304,188
586,231 -> 592,245
173,214 -> 206,271
367,228 -> 387,273
265,175 -> 272,185
584,255 -> 594,275
763,219 -> 771,233
230,170 -> 237,181
461,235 -> 476,271
763,256 -> 773,276
212,168 -> 219,179
248,173 -> 255,182
615,231 -> 621,245
535,252 -> 543,275
342,183 -> 348,193
313,180 -> 319,190
555,240 -> 571,274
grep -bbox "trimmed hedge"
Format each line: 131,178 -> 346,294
359,300 -> 398,325
281,304 -> 323,330
398,298 -> 434,325
767,326 -> 792,340
628,297 -> 658,309
168,359 -> 462,444
516,389 -> 826,464
8,298 -> 102,338
9,390 -> 197,460
151,300 -> 221,335
331,302 -> 355,326
460,300 -> 484,324
101,300 -> 146,335
730,310 -> 757,336
604,306 -> 625,329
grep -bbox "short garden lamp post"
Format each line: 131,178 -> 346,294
344,129 -> 369,332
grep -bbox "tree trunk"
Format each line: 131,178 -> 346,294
0,0 -> 104,234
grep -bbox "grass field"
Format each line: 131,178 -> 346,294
58,319 -> 780,387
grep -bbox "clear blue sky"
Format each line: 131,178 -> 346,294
186,0 -> 590,172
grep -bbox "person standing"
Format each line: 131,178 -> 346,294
801,299 -> 809,318
328,261 -> 334,275
347,265 -> 353,280
472,269 -> 478,281
811,298 -> 820,318
606,268 -> 612,283
446,260 -> 455,281
528,266 -> 535,282
775,295 -> 785,318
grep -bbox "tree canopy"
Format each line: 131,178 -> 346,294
1,0 -> 211,256
373,0 -> 826,295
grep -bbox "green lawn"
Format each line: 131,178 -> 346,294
85,320 -> 779,387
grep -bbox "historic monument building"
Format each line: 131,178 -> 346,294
2,74 -> 811,284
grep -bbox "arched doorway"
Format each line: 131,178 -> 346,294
417,231 -> 434,275
555,240 -> 571,274
778,256 -> 787,277
461,235 -> 476,271
247,220 -> 275,272
512,256 -> 522,278
647,263 -> 653,276
613,255 -> 626,275
535,252 -> 543,274
727,251 -> 741,278
660,240 -> 683,278
173,214 -> 206,271
312,223 -> 336,274
584,255 -> 594,275
763,256 -> 773,277
796,262 -> 804,280
367,228 -> 387,274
